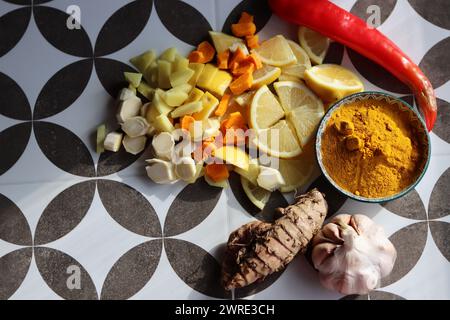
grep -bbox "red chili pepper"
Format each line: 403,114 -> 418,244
269,0 -> 437,131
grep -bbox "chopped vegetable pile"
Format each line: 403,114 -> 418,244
96,12 -> 365,209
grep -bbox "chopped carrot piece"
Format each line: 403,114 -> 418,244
231,22 -> 256,37
215,94 -> 231,117
197,41 -> 215,63
205,164 -> 229,182
231,61 -> 255,76
188,50 -> 205,63
239,12 -> 254,24
221,112 -> 247,130
247,52 -> 262,69
229,47 -> 247,67
217,50 -> 230,69
229,72 -> 253,95
181,115 -> 195,131
246,35 -> 259,49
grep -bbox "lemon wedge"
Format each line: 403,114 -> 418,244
241,176 -> 271,210
277,156 -> 316,193
250,85 -> 285,130
252,35 -> 297,67
273,81 -> 324,146
298,26 -> 330,65
255,120 -> 302,159
304,64 -> 364,102
281,40 -> 311,80
251,64 -> 281,89
273,80 -> 323,112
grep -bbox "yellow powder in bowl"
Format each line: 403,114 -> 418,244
320,98 -> 428,199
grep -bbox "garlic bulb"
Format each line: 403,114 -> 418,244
311,214 -> 396,295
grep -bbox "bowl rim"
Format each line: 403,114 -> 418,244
315,91 -> 431,203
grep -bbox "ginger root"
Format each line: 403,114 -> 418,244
222,189 -> 328,290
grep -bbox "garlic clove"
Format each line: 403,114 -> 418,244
175,157 -> 196,181
117,87 -> 136,101
140,102 -> 150,118
104,132 -> 123,152
121,116 -> 150,138
146,159 -> 177,184
256,166 -> 286,191
152,132 -> 175,160
122,135 -> 147,155
116,96 -> 142,123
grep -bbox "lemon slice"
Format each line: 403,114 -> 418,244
255,120 -> 302,159
298,26 -> 330,65
281,40 -> 312,79
241,176 -> 271,210
250,85 -> 285,130
273,80 -> 323,113
304,64 -> 364,102
252,35 -> 297,67
251,64 -> 281,89
277,156 -> 315,193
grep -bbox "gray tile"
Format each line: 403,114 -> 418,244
0,248 -> 32,300
101,240 -> 162,300
34,180 -> 96,245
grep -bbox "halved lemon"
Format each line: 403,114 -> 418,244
281,40 -> 312,79
298,26 -> 330,65
304,64 -> 364,102
250,85 -> 285,130
277,156 -> 316,193
255,120 -> 302,158
241,176 -> 271,210
251,64 -> 281,89
252,35 -> 297,67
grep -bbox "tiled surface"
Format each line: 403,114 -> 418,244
0,0 -> 449,300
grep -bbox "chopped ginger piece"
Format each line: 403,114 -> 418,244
231,22 -> 256,37
217,50 -> 230,69
230,72 -> 253,95
215,94 -> 231,117
205,163 -> 229,182
246,35 -> 259,49
239,12 -> 254,24
188,50 -> 204,63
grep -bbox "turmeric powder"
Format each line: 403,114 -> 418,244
321,99 -> 427,198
